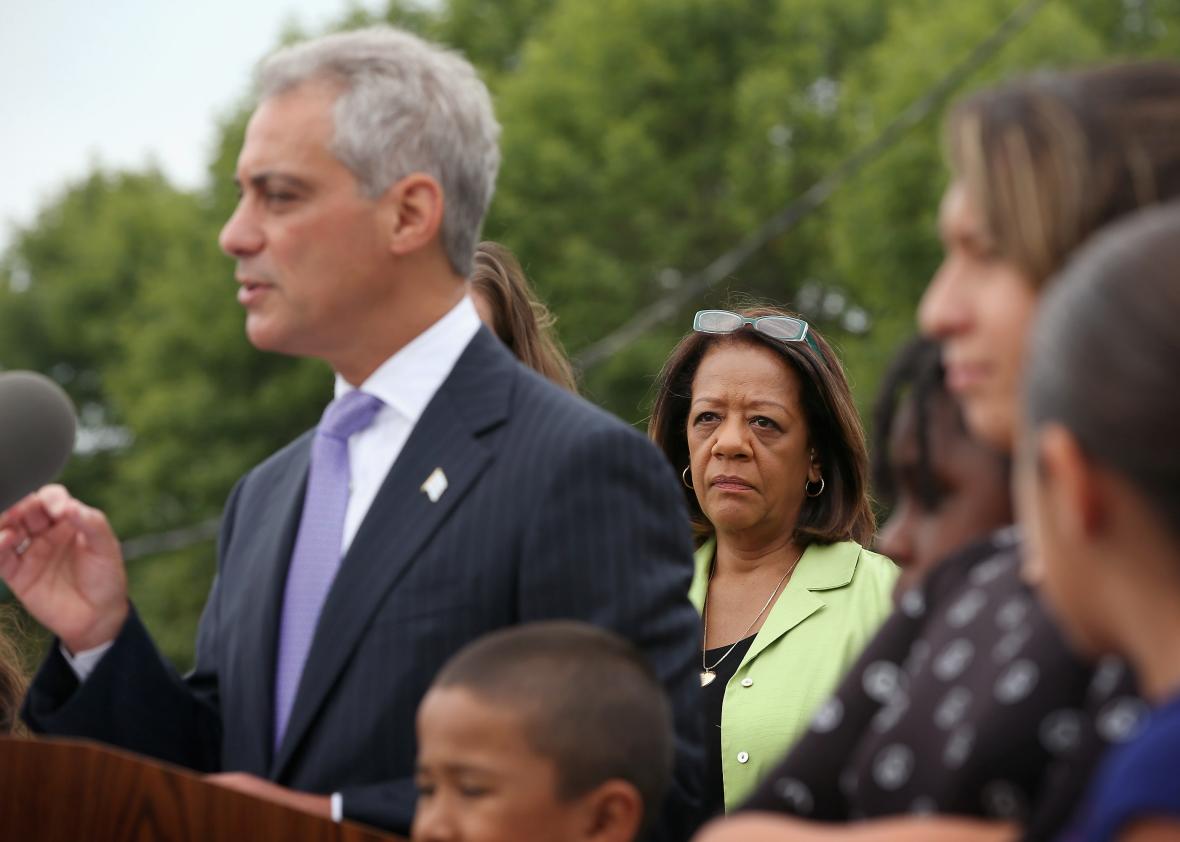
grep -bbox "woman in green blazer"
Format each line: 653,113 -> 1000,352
650,307 -> 897,813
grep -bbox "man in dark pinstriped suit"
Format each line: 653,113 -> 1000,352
1,27 -> 703,840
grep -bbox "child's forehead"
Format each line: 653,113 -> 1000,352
424,684 -> 529,723
419,686 -> 550,762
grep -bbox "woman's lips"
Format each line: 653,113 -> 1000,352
711,475 -> 754,491
945,361 -> 989,394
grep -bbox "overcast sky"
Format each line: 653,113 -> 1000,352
0,0 -> 382,252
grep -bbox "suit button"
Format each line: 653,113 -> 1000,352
737,751 -> 749,764
741,677 -> 754,687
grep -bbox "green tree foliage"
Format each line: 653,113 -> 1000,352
0,170 -> 233,660
0,170 -> 208,516
4,0 -> 1180,668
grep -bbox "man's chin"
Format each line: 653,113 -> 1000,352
244,320 -> 294,356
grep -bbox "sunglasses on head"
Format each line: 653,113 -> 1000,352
692,309 -> 820,353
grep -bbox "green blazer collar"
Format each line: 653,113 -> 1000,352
690,537 -> 865,666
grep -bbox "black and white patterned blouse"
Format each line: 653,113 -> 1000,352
742,528 -> 1145,840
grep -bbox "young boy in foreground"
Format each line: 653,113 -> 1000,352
412,621 -> 675,842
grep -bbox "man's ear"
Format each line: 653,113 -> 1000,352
575,780 -> 644,842
380,173 -> 445,258
1038,423 -> 1104,540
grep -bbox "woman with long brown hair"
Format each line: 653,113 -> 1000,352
649,306 -> 896,815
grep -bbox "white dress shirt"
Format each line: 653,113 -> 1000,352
337,295 -> 481,552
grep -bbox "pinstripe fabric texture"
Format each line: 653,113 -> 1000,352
24,327 -> 705,840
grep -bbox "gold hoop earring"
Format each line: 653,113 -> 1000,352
682,466 -> 694,490
805,477 -> 825,498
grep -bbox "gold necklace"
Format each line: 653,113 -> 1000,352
700,549 -> 802,687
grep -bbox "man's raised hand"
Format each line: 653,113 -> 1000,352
0,484 -> 128,653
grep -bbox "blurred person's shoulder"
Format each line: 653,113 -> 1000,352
886,526 -> 1022,630
921,525 -> 1022,603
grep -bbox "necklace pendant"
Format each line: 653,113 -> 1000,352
700,670 -> 717,687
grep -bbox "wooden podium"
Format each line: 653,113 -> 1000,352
0,736 -> 405,841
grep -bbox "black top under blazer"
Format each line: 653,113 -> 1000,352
24,327 -> 705,839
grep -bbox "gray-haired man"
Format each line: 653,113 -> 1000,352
1,26 -> 703,837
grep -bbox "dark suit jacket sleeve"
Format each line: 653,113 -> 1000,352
21,481 -> 245,772
21,605 -> 223,770
516,423 -> 706,842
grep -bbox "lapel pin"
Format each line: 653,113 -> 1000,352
421,467 -> 448,502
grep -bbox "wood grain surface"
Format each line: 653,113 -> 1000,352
0,736 -> 405,841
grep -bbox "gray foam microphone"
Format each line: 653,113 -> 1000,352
0,371 -> 77,511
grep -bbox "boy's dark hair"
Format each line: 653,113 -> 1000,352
1027,201 -> 1180,541
431,621 -> 674,834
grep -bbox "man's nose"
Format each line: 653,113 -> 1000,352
219,200 -> 264,258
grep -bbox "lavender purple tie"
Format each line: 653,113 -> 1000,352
273,389 -> 384,750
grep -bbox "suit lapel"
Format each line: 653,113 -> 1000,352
272,329 -> 514,777
223,434 -> 312,773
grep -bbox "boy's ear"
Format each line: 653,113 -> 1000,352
575,779 -> 644,842
1039,423 -> 1104,540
